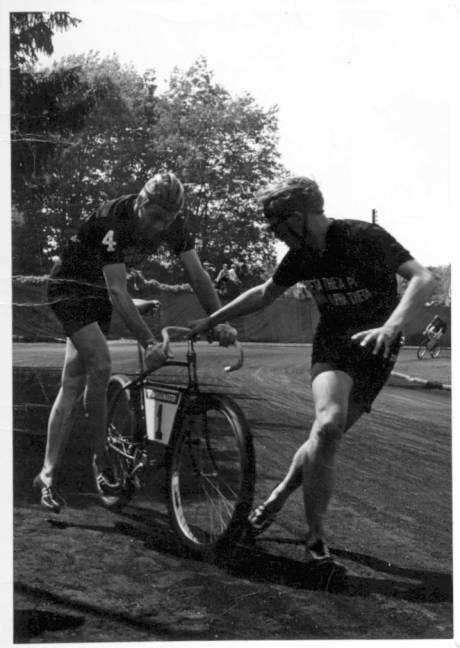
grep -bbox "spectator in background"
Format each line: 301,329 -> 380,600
202,261 -> 216,280
215,263 -> 232,298
215,263 -> 230,287
228,264 -> 241,285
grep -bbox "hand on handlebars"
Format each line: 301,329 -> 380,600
144,341 -> 169,370
163,325 -> 243,373
188,316 -> 210,338
188,318 -> 238,347
211,323 -> 238,347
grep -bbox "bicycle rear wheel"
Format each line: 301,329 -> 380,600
166,393 -> 255,558
430,343 -> 441,358
93,374 -> 136,509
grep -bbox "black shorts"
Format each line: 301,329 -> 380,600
311,331 -> 401,413
48,279 -> 112,338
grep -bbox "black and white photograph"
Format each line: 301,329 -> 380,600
5,0 -> 457,645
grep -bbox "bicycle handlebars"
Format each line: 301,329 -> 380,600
160,326 -> 244,373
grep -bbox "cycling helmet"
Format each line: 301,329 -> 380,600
139,172 -> 185,212
258,176 -> 324,221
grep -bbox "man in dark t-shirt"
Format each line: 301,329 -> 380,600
35,172 -> 237,513
189,175 -> 434,567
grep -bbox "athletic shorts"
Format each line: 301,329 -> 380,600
47,279 -> 112,338
311,330 -> 401,413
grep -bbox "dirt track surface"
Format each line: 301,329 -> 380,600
13,343 -> 452,643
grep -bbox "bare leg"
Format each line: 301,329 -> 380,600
40,339 -> 86,486
254,448 -> 305,514
253,370 -> 362,532
69,324 -> 112,468
302,370 -> 360,542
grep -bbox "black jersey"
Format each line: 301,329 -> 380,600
272,219 -> 413,335
52,194 -> 194,286
429,316 -> 448,334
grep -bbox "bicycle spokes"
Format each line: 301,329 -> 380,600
106,423 -> 147,488
170,405 -> 245,546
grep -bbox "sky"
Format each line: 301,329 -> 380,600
5,0 -> 456,268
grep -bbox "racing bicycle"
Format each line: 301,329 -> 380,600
92,318 -> 256,559
416,334 -> 442,360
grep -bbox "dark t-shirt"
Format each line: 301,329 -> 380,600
272,219 -> 413,336
429,316 -> 447,334
52,194 -> 194,286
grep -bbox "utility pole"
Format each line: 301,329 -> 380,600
143,69 -> 157,123
371,208 -> 378,224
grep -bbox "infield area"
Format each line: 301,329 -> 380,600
13,342 -> 452,642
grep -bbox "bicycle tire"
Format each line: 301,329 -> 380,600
430,344 -> 441,358
93,374 -> 136,510
417,341 -> 428,360
166,393 -> 255,558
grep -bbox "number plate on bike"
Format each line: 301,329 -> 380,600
143,388 -> 182,444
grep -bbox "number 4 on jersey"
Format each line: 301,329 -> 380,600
102,229 -> 117,252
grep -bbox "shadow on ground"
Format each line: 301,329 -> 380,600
42,510 -> 452,605
223,535 -> 452,603
14,608 -> 84,643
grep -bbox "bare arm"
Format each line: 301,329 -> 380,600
102,263 -> 156,348
180,249 -> 223,314
383,259 -> 435,332
352,259 -> 435,356
189,278 -> 287,334
181,249 -> 245,345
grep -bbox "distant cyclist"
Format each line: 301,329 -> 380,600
34,172 -> 237,513
423,314 -> 447,343
189,175 -> 434,567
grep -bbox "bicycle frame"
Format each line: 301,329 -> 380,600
136,328 -> 199,391
114,326 -> 243,447
426,335 -> 441,351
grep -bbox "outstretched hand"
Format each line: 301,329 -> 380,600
187,318 -> 238,347
212,322 -> 238,347
351,325 -> 399,358
188,317 -> 212,338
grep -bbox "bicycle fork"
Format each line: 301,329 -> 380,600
184,406 -> 219,479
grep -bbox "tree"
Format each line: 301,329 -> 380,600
11,12 -> 85,274
427,265 -> 451,305
10,12 -> 80,68
12,49 -> 286,282
35,53 -> 148,259
149,57 -> 284,283
397,264 -> 451,307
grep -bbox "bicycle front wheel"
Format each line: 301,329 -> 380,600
166,393 -> 255,558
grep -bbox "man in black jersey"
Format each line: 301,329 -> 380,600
189,175 -> 434,565
34,172 -> 236,513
